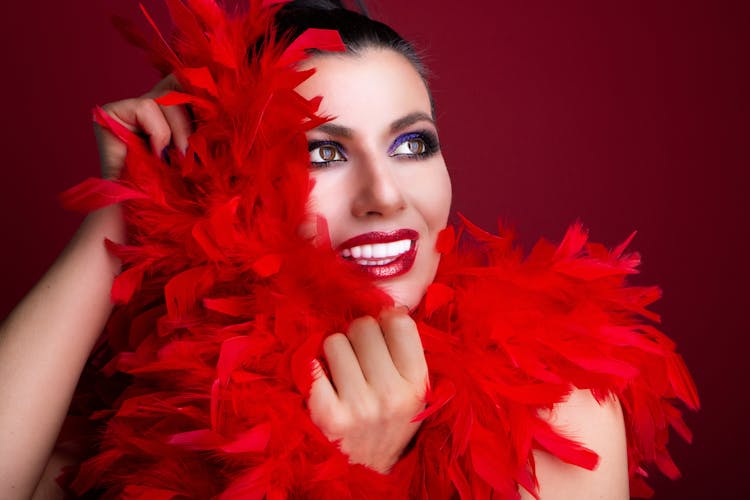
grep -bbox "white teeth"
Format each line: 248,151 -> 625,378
356,257 -> 398,266
341,239 -> 413,262
386,241 -> 399,256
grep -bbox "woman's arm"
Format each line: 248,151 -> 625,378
519,388 -> 630,500
0,205 -> 124,499
0,76 -> 191,499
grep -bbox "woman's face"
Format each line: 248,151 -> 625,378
296,48 -> 452,309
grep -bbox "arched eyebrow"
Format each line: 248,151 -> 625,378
389,112 -> 435,133
315,122 -> 353,139
313,112 -> 436,139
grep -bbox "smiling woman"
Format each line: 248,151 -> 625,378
298,48 -> 451,306
0,0 -> 698,499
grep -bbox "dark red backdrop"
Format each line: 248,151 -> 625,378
1,1 -> 747,498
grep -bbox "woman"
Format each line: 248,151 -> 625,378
0,1 -> 696,498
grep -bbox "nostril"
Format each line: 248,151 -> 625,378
351,162 -> 407,217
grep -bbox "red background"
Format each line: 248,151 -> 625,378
1,1 -> 747,497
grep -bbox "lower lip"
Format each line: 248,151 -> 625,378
346,242 -> 417,279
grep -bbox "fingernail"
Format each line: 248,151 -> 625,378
161,147 -> 171,165
310,359 -> 322,376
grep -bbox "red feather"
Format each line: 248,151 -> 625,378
59,1 -> 698,498
60,177 -> 147,212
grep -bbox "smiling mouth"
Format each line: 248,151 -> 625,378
337,229 -> 418,279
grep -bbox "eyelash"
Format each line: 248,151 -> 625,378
307,130 -> 440,168
308,140 -> 347,167
388,130 -> 440,159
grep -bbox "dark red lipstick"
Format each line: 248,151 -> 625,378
337,229 -> 419,279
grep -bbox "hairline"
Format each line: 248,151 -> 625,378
305,45 -> 437,120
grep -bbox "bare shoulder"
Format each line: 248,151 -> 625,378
520,388 -> 630,500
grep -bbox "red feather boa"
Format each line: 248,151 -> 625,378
58,1 -> 698,498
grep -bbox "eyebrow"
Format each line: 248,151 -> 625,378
389,112 -> 435,133
314,112 -> 436,139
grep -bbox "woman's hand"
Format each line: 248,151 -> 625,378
308,308 -> 428,474
95,75 -> 192,179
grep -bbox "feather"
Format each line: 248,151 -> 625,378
276,28 -> 345,68
435,225 -> 455,254
533,421 -> 599,470
59,1 -> 698,498
424,282 -> 454,316
181,67 -> 220,96
60,177 -> 147,212
220,423 -> 271,453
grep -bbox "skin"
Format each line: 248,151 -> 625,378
297,48 -> 453,310
0,47 -> 629,499
296,48 -> 452,472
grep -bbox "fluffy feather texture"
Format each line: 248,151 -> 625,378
59,1 -> 698,498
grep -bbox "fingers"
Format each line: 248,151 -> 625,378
104,98 -> 172,155
308,313 -> 428,473
143,75 -> 192,154
346,316 -> 401,385
379,309 -> 428,385
321,333 -> 368,400
324,312 -> 427,391
96,75 -> 193,179
159,104 -> 192,154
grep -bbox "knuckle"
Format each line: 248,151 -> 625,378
349,315 -> 379,335
350,398 -> 380,424
380,393 -> 406,417
383,311 -> 417,334
323,412 -> 351,436
379,398 -> 400,419
100,100 -> 129,119
322,333 -> 347,352
136,97 -> 159,113
379,386 -> 422,418
313,408 -> 349,438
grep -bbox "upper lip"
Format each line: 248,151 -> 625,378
336,229 -> 419,251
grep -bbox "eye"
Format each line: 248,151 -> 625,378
391,138 -> 426,156
388,131 -> 440,159
309,141 -> 346,167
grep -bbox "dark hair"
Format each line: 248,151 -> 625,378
269,0 -> 433,111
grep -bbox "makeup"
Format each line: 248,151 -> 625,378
308,140 -> 347,167
388,130 -> 440,158
337,229 -> 418,279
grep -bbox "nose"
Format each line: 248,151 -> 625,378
350,156 -> 406,218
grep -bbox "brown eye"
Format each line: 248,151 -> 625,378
319,145 -> 337,161
309,142 -> 345,166
407,139 -> 426,154
390,133 -> 435,157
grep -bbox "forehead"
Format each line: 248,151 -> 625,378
295,48 -> 433,127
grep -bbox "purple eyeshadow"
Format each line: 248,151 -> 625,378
388,132 -> 423,155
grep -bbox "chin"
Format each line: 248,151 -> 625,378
380,284 -> 424,310
379,258 -> 439,310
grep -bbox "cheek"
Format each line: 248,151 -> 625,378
417,164 -> 452,230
